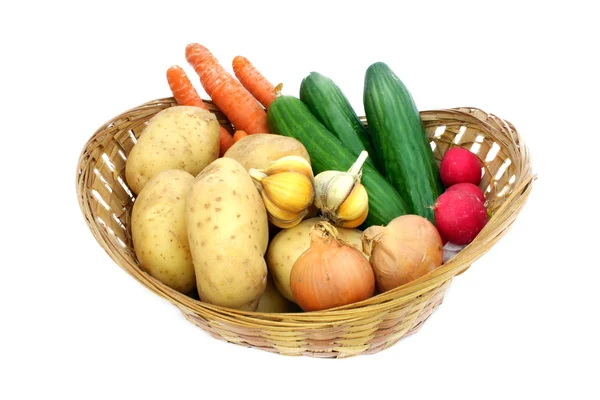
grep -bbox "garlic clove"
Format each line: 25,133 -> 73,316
313,171 -> 355,212
336,183 -> 369,223
262,155 -> 313,177
338,203 -> 369,228
259,172 -> 314,213
268,209 -> 308,229
323,174 -> 357,211
313,170 -> 338,209
260,190 -> 303,222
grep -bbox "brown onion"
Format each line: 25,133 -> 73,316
362,215 -> 443,293
290,221 -> 375,312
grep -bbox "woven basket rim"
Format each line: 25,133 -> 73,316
76,97 -> 536,324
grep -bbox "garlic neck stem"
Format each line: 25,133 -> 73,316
348,151 -> 369,177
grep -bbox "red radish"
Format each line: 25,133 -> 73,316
446,182 -> 486,204
433,190 -> 488,245
440,147 -> 483,188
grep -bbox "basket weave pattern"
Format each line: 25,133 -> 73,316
76,98 -> 534,358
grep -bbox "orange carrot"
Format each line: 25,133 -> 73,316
185,43 -> 269,134
218,131 -> 235,156
166,65 -> 235,156
233,130 -> 248,143
166,65 -> 205,107
232,56 -> 277,109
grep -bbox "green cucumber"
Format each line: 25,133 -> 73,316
267,95 -> 408,227
364,62 -> 444,223
300,72 -> 376,168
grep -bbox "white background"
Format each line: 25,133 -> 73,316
1,1 -> 598,399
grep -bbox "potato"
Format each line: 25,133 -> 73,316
256,277 -> 299,313
223,134 -> 310,171
131,169 -> 195,294
185,158 -> 269,310
266,217 -> 366,303
126,106 -> 220,194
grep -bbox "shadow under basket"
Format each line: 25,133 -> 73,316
76,98 -> 535,358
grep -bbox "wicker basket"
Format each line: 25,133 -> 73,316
76,97 -> 535,358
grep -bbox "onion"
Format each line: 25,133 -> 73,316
362,215 -> 443,292
290,221 -> 375,312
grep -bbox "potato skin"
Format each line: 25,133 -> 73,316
266,217 -> 366,303
131,169 -> 196,294
223,134 -> 310,171
256,277 -> 299,313
126,106 -> 219,194
185,158 -> 268,310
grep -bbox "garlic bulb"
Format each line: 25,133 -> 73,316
249,156 -> 315,229
313,151 -> 369,228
